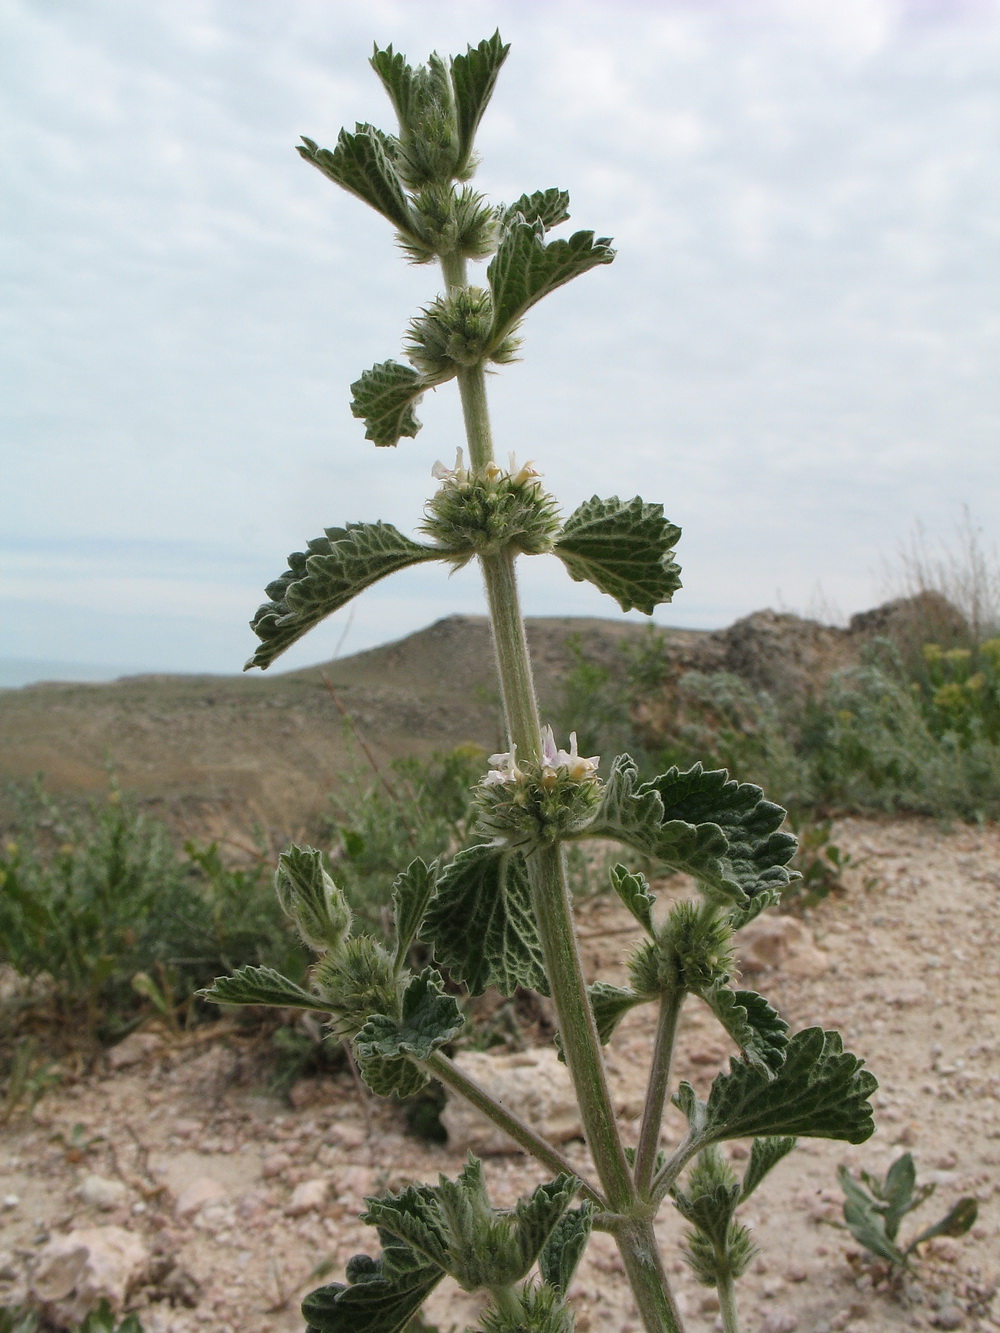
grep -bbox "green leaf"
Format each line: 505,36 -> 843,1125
882,1152 -> 917,1240
355,969 -> 464,1065
514,1174 -> 576,1274
701,1028 -> 877,1144
391,859 -> 438,969
729,886 -> 783,931
247,522 -> 439,670
302,1249 -> 444,1333
363,1183 -> 451,1272
298,127 -> 414,236
585,756 -> 732,893
739,1136 -> 797,1202
450,33 -> 510,175
422,845 -> 547,996
198,965 -> 332,1013
369,45 -> 423,137
642,764 -> 799,903
487,216 -> 615,344
588,981 -> 646,1045
538,1203 -> 594,1295
837,1167 -> 908,1267
907,1197 -> 978,1252
355,1050 -> 429,1100
501,188 -> 570,232
609,863 -> 656,935
703,987 -> 789,1073
350,360 -> 436,447
275,844 -> 352,953
554,496 -> 682,614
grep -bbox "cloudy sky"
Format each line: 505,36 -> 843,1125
3,0 -> 998,682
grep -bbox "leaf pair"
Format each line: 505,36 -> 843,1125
303,1160 -> 583,1333
351,216 -> 614,446
246,494 -> 683,670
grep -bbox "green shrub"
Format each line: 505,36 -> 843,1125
325,746 -> 485,928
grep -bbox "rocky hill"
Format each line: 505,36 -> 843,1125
0,594 -> 960,838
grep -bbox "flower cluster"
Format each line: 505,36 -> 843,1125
484,726 -> 599,789
421,451 -> 560,563
477,726 -> 602,849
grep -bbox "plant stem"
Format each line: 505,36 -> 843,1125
717,1271 -> 742,1333
480,550 -> 542,763
634,989 -> 684,1198
448,321 -> 685,1329
489,1285 -> 526,1323
526,843 -> 635,1212
616,1216 -> 687,1333
423,1051 -> 606,1208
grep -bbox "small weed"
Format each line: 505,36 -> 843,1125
836,1153 -> 978,1274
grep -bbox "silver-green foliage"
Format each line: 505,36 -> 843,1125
205,33 -> 878,1333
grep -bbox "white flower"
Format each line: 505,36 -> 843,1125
508,452 -> 541,486
557,731 -> 600,781
483,745 -> 522,786
431,448 -> 469,484
540,725 -> 600,786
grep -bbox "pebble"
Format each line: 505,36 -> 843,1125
78,1174 -> 129,1211
2,1195 -> 19,1209
261,1152 -> 292,1179
174,1178 -> 227,1220
286,1178 -> 329,1216
933,1304 -> 964,1329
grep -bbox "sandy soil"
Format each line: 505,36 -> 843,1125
2,816 -> 998,1333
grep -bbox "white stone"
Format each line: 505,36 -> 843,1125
77,1174 -> 129,1211
286,1178 -> 329,1216
32,1226 -> 149,1328
737,914 -> 829,979
174,1177 -> 227,1219
440,1048 -> 584,1154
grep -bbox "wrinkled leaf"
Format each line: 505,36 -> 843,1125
351,360 -> 436,447
275,844 -> 351,952
538,1203 -> 594,1296
355,969 -> 463,1064
588,981 -> 646,1045
699,1028 -> 877,1144
739,1136 -> 797,1201
644,764 -> 798,903
609,863 -> 656,936
301,1249 -> 443,1333
703,987 -> 789,1073
298,128 -> 414,235
501,188 -> 570,232
198,965 -> 331,1012
487,215 -> 614,343
391,859 -> 438,968
451,33 -> 510,174
247,522 -> 439,669
514,1174 -> 577,1274
554,496 -> 682,614
422,844 -> 547,996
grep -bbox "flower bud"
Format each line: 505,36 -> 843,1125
275,845 -> 352,953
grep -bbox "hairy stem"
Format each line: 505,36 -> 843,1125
480,550 -> 542,763
651,1133 -> 703,1208
489,1285 -> 526,1323
526,843 -> 636,1213
423,1051 -> 606,1208
617,1216 -> 687,1333
634,989 -> 684,1197
718,1271 -> 742,1333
